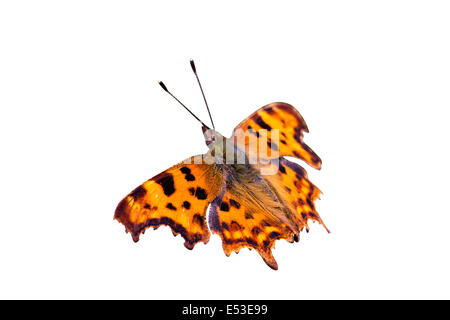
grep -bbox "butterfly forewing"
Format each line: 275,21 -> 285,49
114,156 -> 222,249
232,102 -> 322,169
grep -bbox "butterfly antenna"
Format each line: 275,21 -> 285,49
190,60 -> 215,130
158,81 -> 207,127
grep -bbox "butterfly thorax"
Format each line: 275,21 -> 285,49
203,127 -> 249,165
203,128 -> 298,230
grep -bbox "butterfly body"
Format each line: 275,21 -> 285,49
115,102 -> 328,270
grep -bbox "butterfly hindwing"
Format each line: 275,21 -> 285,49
208,156 -> 328,269
208,164 -> 302,270
260,158 -> 329,232
114,156 -> 222,249
232,102 -> 322,169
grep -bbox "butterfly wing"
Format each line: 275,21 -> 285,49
208,164 -> 301,270
209,100 -> 327,269
208,158 -> 328,270
114,155 -> 222,249
232,102 -> 322,169
260,158 -> 329,233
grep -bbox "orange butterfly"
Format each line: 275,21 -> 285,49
114,60 -> 329,270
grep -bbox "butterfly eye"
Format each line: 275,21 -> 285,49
206,135 -> 215,146
202,126 -> 216,146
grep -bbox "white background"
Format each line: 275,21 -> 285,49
0,1 -> 449,299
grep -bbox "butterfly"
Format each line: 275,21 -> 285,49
114,60 -> 328,270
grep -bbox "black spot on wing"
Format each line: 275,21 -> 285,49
281,158 -> 306,177
195,187 -> 208,200
220,201 -> 230,212
253,115 -> 272,130
180,166 -> 195,181
230,221 -> 242,231
247,126 -> 260,138
192,214 -> 204,228
269,231 -> 281,239
245,212 -> 254,219
267,139 -> 279,152
293,131 -> 302,144
156,173 -> 175,196
251,227 -> 261,236
229,199 -> 241,209
265,106 -> 276,114
182,201 -> 191,209
188,187 -> 195,195
129,185 -> 146,200
180,167 -> 191,174
166,203 -> 177,211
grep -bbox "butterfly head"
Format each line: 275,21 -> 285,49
202,124 -> 238,163
202,124 -> 226,154
202,124 -> 216,146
